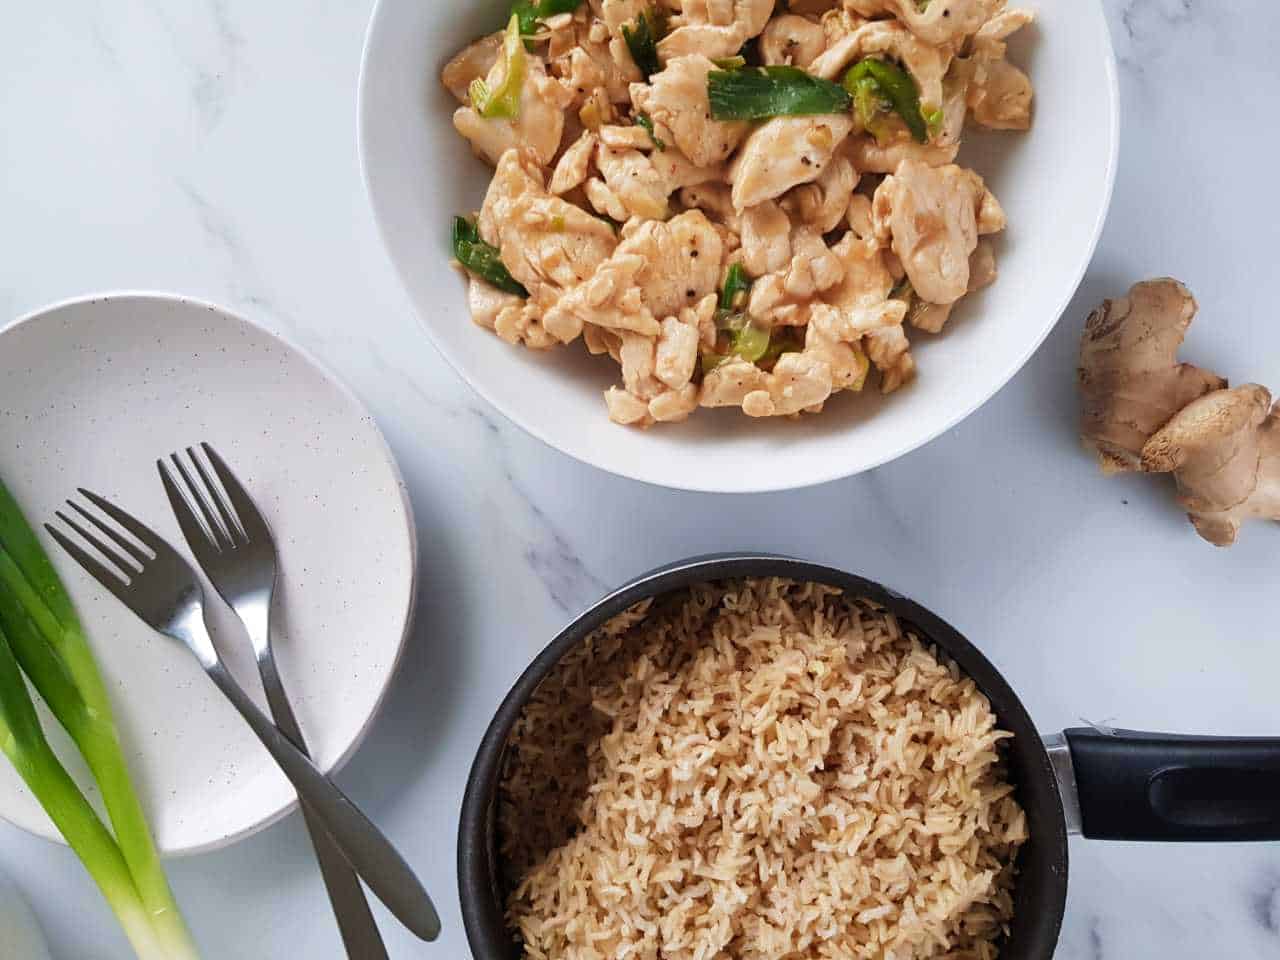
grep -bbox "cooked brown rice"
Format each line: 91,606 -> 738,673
498,578 -> 1027,960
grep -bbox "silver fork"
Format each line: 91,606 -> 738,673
157,444 -> 390,957
44,490 -> 441,943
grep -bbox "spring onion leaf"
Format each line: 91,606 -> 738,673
452,216 -> 529,297
469,14 -> 527,119
635,114 -> 666,151
513,0 -> 582,36
718,263 -> 752,314
842,57 -> 929,144
0,477 -> 199,959
712,55 -> 746,70
622,9 -> 665,79
708,66 -> 851,121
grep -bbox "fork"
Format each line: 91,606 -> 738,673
44,489 -> 441,943
157,444 -> 389,957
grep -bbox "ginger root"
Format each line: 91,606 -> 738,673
1079,278 -> 1280,547
1142,386 -> 1280,546
1078,279 -> 1224,473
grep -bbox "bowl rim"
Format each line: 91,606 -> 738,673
0,290 -> 419,857
357,1 -> 1120,494
457,554 -> 1069,959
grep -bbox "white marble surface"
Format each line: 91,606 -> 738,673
1,1 -> 1279,957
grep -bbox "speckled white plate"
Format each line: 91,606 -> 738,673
0,293 -> 417,855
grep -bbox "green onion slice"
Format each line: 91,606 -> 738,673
469,14 -> 527,119
452,216 -> 529,297
708,66 -> 852,121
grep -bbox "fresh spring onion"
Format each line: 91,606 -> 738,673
622,8 -> 666,79
634,114 -> 666,151
842,57 -> 931,144
704,265 -> 775,371
711,55 -> 747,70
718,262 -> 752,315
0,477 -> 199,960
708,66 -> 851,121
452,216 -> 529,297
512,0 -> 582,36
469,14 -> 526,119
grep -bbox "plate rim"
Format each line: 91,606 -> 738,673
0,290 -> 419,857
356,0 -> 1121,494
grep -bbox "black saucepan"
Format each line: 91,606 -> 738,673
459,556 -> 1280,959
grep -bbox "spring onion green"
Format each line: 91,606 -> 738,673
622,9 -> 665,79
842,58 -> 930,144
0,477 -> 199,959
469,14 -> 527,119
452,216 -> 529,296
513,0 -> 582,36
634,114 -> 666,151
718,262 -> 752,315
708,66 -> 852,121
703,265 -> 776,371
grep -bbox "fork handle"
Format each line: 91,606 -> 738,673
204,662 -> 441,941
257,654 -> 389,959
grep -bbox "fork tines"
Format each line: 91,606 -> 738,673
44,489 -> 161,598
158,444 -> 265,554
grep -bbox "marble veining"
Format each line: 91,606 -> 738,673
2,1 -> 1279,958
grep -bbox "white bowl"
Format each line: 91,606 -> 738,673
358,1 -> 1118,493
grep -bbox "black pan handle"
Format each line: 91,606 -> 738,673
1064,728 -> 1280,841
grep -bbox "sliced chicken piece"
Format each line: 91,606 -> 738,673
619,331 -> 663,399
746,228 -> 845,325
549,130 -> 597,194
843,0 -> 1003,47
589,138 -> 725,221
964,9 -> 1035,130
700,353 -> 834,417
678,182 -> 739,228
845,193 -> 875,241
453,56 -> 574,167
811,233 -> 908,339
478,150 -> 618,323
781,153 -> 857,235
544,210 -> 721,342
803,322 -> 871,393
582,322 -> 618,356
441,32 -> 502,103
544,250 -> 658,342
630,55 -> 749,167
599,124 -> 656,150
760,15 -> 827,68
466,275 -> 525,333
729,114 -> 853,210
593,144 -> 670,219
810,20 -> 951,113
865,323 -> 915,393
847,135 -> 960,174
907,238 -> 998,333
651,148 -> 724,193
872,159 -> 1004,305
648,382 -> 700,422
655,315 -> 701,389
621,209 -> 724,318
605,385 -> 652,424
739,201 -> 792,277
659,0 -> 777,61
549,17 -> 641,106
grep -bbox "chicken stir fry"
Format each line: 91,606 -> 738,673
444,0 -> 1034,426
